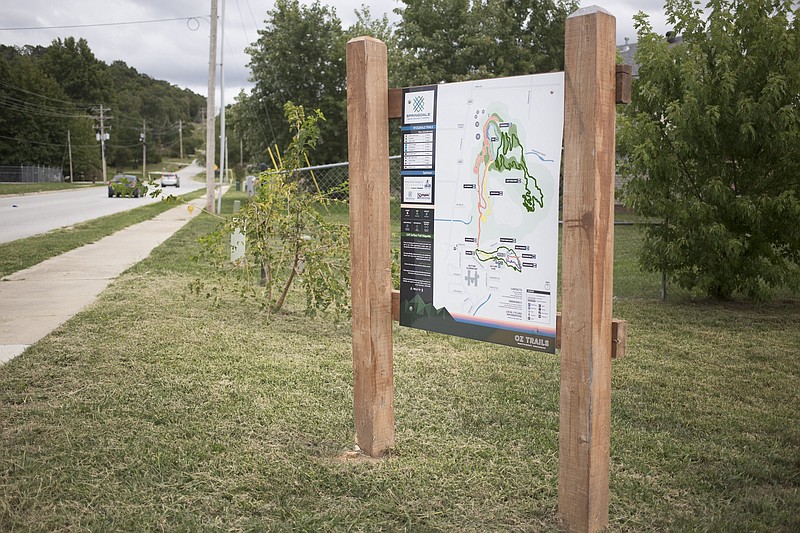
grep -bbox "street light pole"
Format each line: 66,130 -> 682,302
217,0 -> 228,214
206,0 -> 218,213
98,104 -> 110,184
217,0 -> 227,215
141,120 -> 146,183
67,130 -> 74,182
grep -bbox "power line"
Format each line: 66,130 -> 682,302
0,95 -> 94,119
0,133 -> 139,149
0,133 -> 95,148
0,79 -> 98,109
0,15 -> 209,32
238,0 -> 277,150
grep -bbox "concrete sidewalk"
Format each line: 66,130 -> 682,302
0,189 -> 227,364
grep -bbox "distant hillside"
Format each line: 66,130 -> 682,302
0,37 -> 206,179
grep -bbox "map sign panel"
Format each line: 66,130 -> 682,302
399,73 -> 565,353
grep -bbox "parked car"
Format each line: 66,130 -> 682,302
108,174 -> 143,198
160,172 -> 180,187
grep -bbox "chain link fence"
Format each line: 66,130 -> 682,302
0,165 -> 64,183
292,158 -> 667,301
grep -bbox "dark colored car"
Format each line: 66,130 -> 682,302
108,174 -> 143,198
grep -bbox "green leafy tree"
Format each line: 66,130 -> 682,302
394,0 -> 576,85
346,6 -> 396,44
394,0 -> 474,84
104,59 -> 205,169
200,103 -> 350,316
475,0 -> 576,76
246,0 -> 347,164
227,90 -> 262,167
39,37 -> 112,104
619,0 -> 800,299
346,5 -> 403,87
0,46 -> 97,175
1,39 -> 205,176
222,92 -> 252,170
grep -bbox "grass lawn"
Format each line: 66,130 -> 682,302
0,182 -> 103,195
0,189 -> 205,279
1,195 -> 798,531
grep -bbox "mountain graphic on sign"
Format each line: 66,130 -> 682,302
404,294 -> 454,320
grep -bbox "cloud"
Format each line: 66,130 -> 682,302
2,0 -> 674,105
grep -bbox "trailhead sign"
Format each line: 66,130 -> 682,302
399,73 -> 565,353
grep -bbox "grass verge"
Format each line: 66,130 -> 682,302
0,195 -> 798,531
0,182 -> 103,195
0,189 -> 204,278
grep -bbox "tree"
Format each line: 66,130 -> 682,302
394,0 -> 476,84
346,6 -> 403,88
346,6 -> 396,43
228,90 -> 265,168
0,46 -> 97,175
475,0 -> 576,76
246,0 -> 348,164
618,0 -> 800,299
197,103 -> 350,316
1,39 -> 206,176
39,37 -> 112,104
394,0 -> 576,85
103,59 -> 206,170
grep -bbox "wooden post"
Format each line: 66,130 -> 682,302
559,6 -> 617,532
346,36 -> 395,457
615,64 -> 633,104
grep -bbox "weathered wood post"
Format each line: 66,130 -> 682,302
559,6 -> 617,532
346,36 -> 395,457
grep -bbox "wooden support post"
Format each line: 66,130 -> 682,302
559,7 -> 617,532
346,36 -> 395,457
615,64 -> 633,104
388,88 -> 403,120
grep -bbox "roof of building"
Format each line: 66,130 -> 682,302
617,34 -> 683,78
617,38 -> 639,77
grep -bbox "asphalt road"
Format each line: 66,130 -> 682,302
0,161 -> 207,244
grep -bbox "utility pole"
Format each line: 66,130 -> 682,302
140,120 -> 146,182
95,104 -> 110,184
67,130 -> 74,182
240,136 -> 243,166
206,0 -> 218,213
217,0 -> 227,215
179,119 -> 184,160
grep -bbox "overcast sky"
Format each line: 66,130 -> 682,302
1,0 -> 672,106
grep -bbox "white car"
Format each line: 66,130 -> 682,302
161,172 -> 180,187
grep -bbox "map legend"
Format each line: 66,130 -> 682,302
526,290 -> 552,324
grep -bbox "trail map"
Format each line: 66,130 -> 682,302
400,73 -> 564,352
